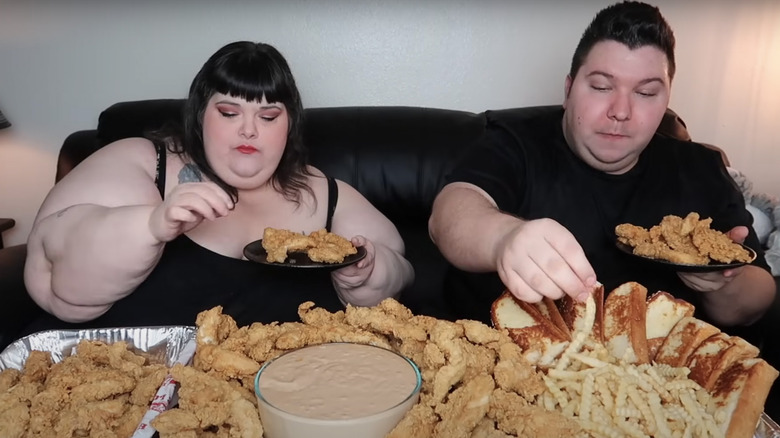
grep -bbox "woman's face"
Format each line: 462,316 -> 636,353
201,93 -> 289,190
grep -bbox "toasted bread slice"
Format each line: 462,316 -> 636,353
726,336 -> 760,361
533,297 -> 571,340
687,333 -> 762,391
603,282 -> 649,364
645,291 -> 695,361
556,282 -> 605,342
686,332 -> 734,390
654,316 -> 720,367
491,291 -> 569,367
708,358 -> 779,438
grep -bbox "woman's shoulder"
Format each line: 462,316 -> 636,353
92,137 -> 159,164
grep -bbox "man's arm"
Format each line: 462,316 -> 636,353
429,182 -> 596,302
429,183 -> 517,272
698,266 -> 776,326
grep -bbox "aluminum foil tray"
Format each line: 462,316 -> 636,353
0,325 -> 196,370
0,326 -> 197,438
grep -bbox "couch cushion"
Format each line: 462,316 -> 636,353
304,106 -> 486,223
97,99 -> 185,147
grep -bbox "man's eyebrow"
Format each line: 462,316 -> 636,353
586,70 -> 614,79
585,71 -> 666,85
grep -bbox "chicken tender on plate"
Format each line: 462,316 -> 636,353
261,227 -> 357,263
616,212 -> 752,265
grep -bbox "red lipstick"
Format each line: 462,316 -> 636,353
236,145 -> 257,154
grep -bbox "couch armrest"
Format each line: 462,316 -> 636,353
0,244 -> 44,351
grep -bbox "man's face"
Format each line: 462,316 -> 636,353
562,40 -> 671,175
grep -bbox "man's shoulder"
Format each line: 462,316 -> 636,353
648,135 -> 726,165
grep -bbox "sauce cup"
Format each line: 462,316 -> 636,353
254,342 -> 422,438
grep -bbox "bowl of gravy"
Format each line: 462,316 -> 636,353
254,342 -> 422,438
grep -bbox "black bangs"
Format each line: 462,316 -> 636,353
208,42 -> 296,106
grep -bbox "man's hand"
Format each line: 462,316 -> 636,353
148,182 -> 234,243
677,225 -> 748,292
495,218 -> 597,303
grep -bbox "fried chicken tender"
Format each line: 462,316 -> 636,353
196,305 -> 239,345
0,368 -> 21,392
151,408 -> 201,435
615,223 -> 650,247
262,228 -> 315,263
261,227 -> 357,263
0,339 -> 172,436
386,403 -> 439,438
307,228 -> 357,263
0,401 -> 29,438
616,212 -> 753,265
489,388 -> 583,437
155,364 -> 262,438
693,218 -> 753,263
472,417 -> 514,438
188,299 -> 571,438
433,373 -> 495,438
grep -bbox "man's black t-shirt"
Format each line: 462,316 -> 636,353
444,108 -> 768,325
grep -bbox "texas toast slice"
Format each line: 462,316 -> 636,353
686,333 -> 761,391
645,291 -> 695,361
555,282 -> 605,343
707,358 -> 779,438
491,291 -> 570,368
603,281 -> 649,364
654,316 -> 720,368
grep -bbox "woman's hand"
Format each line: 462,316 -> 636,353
148,182 -> 234,243
331,235 -> 375,291
495,218 -> 597,303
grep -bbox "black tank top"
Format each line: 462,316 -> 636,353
22,147 -> 342,334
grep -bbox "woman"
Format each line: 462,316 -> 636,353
23,41 -> 413,330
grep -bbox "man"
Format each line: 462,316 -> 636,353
428,1 -> 775,329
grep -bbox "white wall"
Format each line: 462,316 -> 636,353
1,0 -> 778,246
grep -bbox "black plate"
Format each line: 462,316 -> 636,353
243,239 -> 367,269
615,241 -> 757,273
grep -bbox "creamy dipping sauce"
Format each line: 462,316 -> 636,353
256,343 -> 419,420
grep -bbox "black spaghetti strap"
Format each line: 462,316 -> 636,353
325,177 -> 338,232
154,142 -> 167,199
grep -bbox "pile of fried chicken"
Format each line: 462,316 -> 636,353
261,227 -> 357,264
150,301 -> 581,438
0,340 -> 168,437
616,212 -> 753,265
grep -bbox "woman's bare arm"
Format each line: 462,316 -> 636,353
25,138 -> 166,322
329,181 -> 414,307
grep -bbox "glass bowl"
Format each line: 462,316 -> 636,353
254,342 -> 422,438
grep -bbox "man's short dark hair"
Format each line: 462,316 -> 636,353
569,1 -> 676,81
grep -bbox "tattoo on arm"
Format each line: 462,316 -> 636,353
178,163 -> 203,184
56,206 -> 73,218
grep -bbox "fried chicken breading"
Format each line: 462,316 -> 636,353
616,212 -> 753,266
0,340 -> 171,436
261,227 -> 357,264
185,299 -> 603,438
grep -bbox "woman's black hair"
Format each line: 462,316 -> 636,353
154,41 -> 312,204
